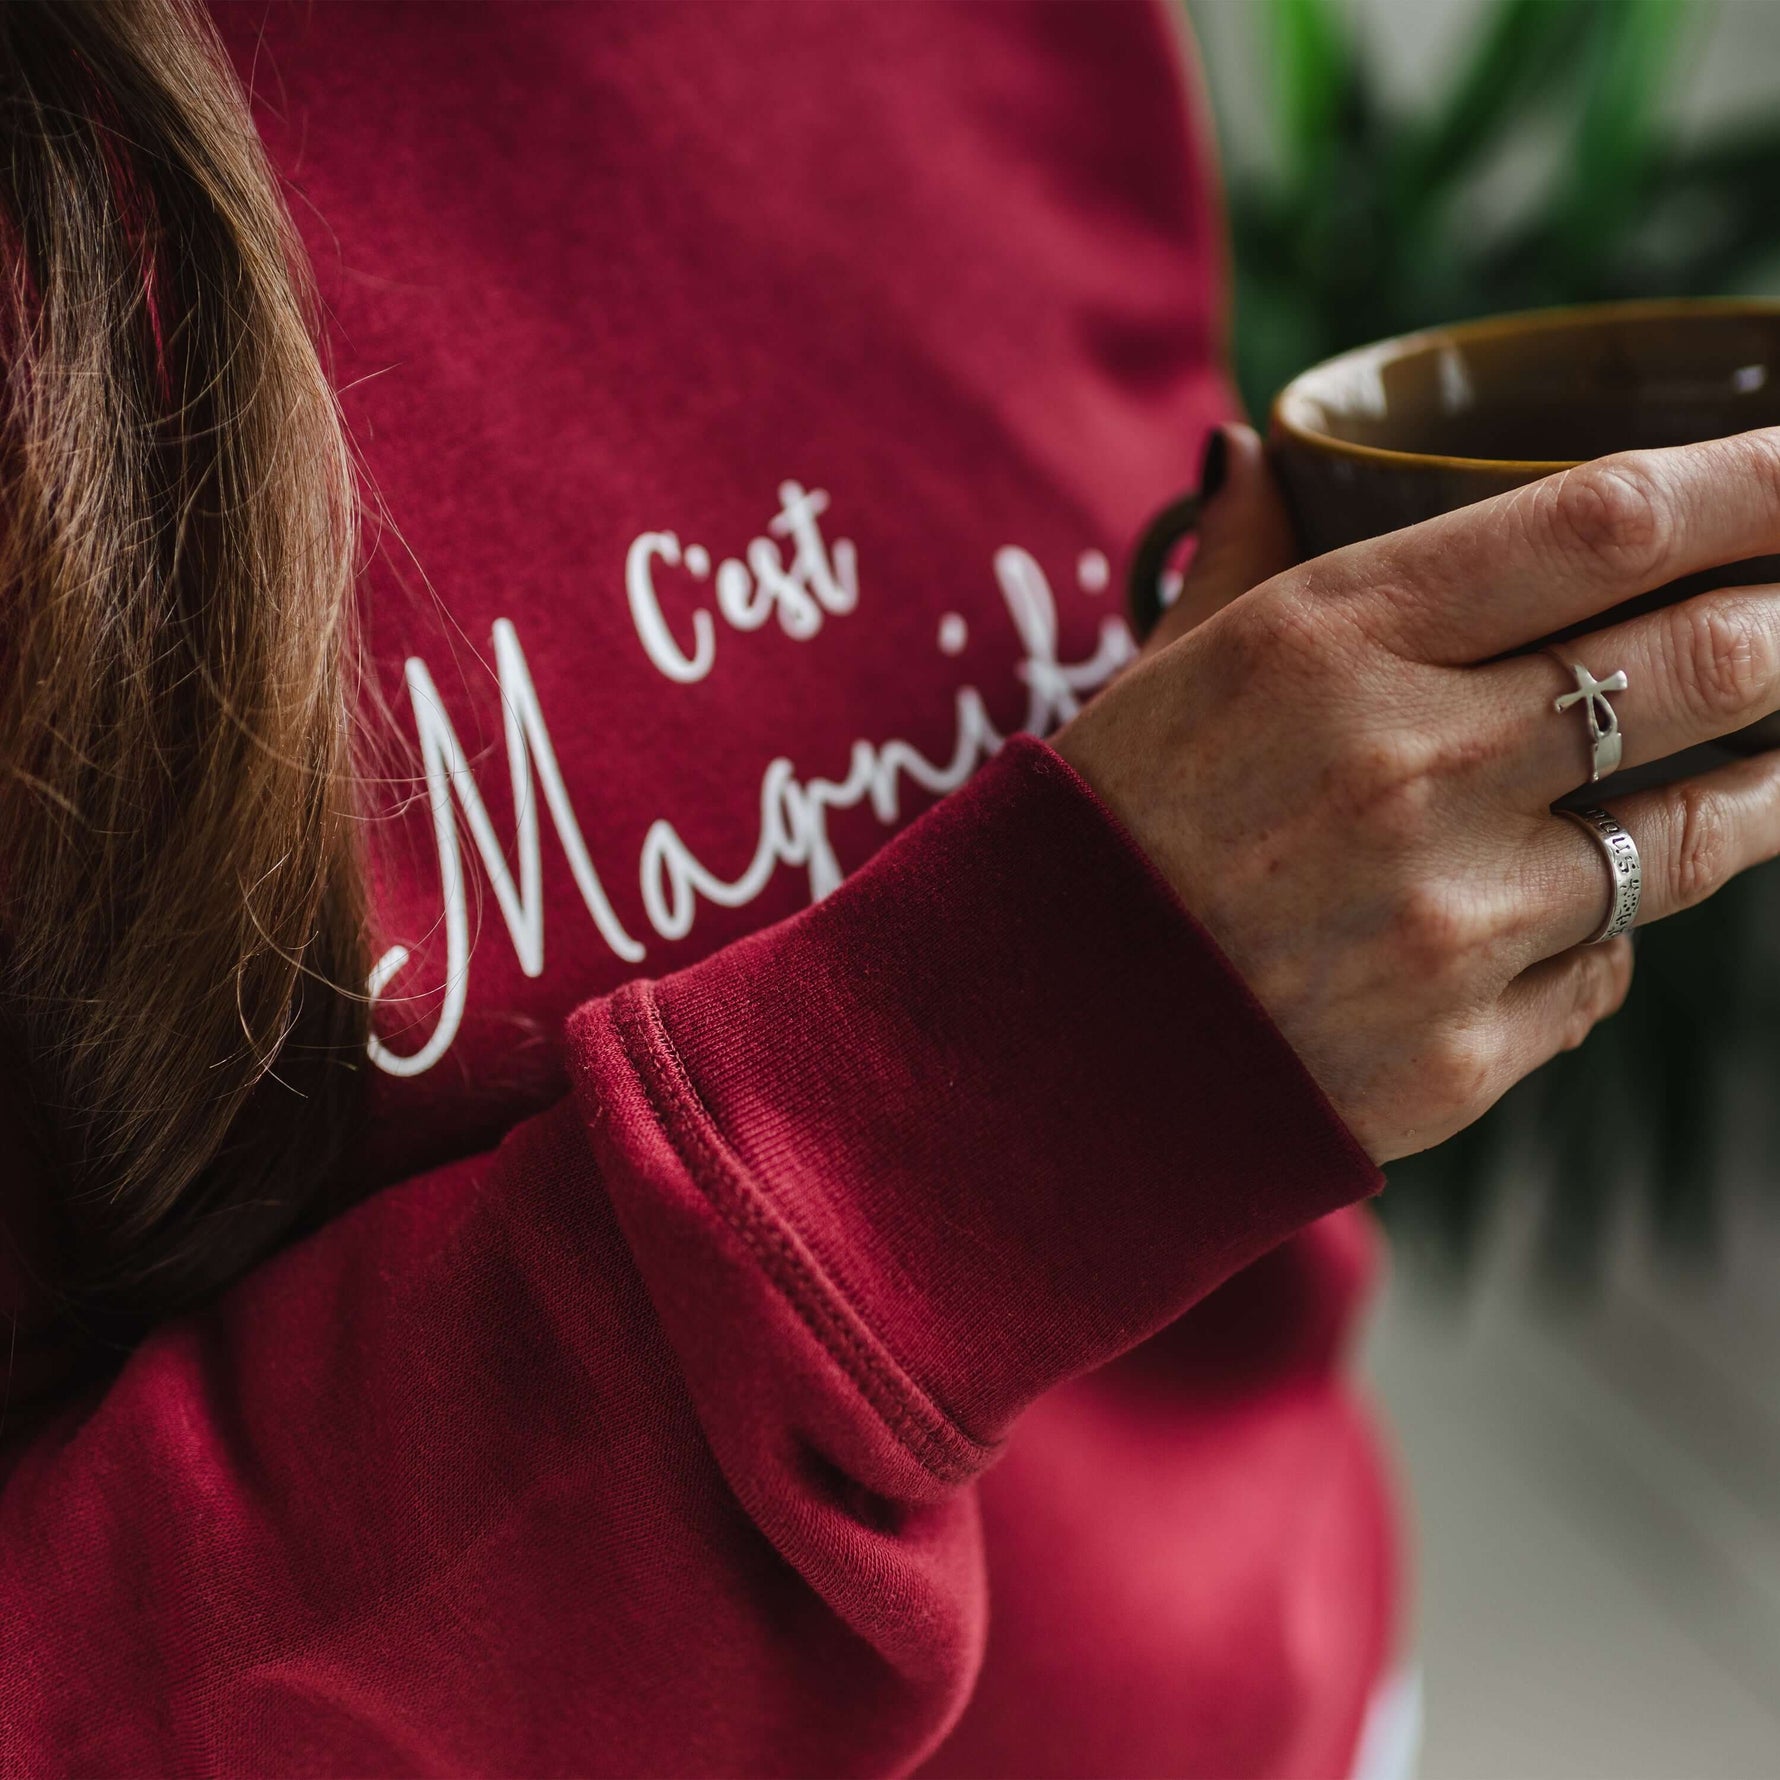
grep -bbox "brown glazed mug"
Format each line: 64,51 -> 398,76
1129,298 -> 1780,755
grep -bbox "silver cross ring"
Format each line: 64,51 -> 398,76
1550,654 -> 1629,782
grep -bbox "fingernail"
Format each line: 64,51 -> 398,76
1197,425 -> 1229,503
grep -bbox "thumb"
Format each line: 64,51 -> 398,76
1144,422 -> 1301,655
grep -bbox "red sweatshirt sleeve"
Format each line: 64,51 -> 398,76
0,736 -> 1380,1778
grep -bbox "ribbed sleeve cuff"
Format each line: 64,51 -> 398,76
570,733 -> 1381,1457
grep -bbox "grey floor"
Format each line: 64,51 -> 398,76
1365,1185 -> 1780,1780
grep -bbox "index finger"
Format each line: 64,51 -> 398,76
1331,425 -> 1780,664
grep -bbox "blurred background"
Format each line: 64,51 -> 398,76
1184,0 -> 1780,1772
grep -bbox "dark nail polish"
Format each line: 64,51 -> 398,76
1197,426 -> 1229,503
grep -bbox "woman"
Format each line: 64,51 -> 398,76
5,3 -> 1779,1774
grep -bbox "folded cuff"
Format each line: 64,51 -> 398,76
573,733 -> 1381,1456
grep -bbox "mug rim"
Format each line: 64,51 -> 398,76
1268,295 -> 1780,475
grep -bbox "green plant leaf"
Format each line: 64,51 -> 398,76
1268,0 -> 1358,176
1635,124 -> 1780,291
1545,0 -> 1693,277
1394,0 -> 1602,215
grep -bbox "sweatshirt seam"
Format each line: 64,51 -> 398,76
612,983 -> 995,1486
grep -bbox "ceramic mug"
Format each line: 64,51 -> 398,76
1129,298 -> 1780,754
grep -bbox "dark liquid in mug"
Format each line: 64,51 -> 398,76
1299,310 -> 1780,464
1365,393 -> 1780,462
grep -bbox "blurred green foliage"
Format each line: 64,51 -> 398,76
1197,0 -> 1780,1279
1218,0 -> 1780,421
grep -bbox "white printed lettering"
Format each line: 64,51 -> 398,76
626,530 -> 716,684
371,488 -> 1132,1076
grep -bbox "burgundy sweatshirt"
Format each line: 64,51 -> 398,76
0,6 -> 1398,1775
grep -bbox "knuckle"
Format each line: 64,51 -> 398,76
1329,729 -> 1441,845
1424,1026 -> 1498,1114
1221,586 -> 1330,686
1668,599 -> 1773,724
1669,783 -> 1732,908
1542,460 -> 1673,583
1560,954 -> 1614,1051
1390,880 -> 1491,981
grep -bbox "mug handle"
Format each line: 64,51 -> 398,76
1125,489 -> 1202,644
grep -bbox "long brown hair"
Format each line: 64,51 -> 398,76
0,0 -> 368,1347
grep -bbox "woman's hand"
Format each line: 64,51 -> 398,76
1056,424 -> 1780,1163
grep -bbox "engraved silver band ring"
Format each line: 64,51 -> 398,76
1558,805 -> 1642,943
